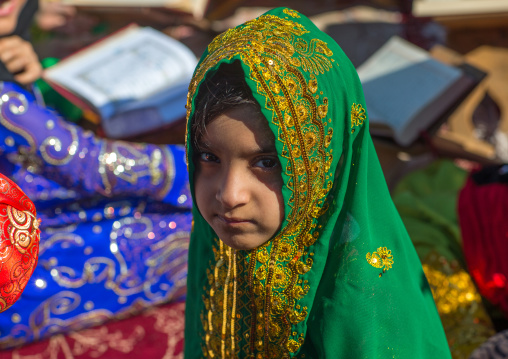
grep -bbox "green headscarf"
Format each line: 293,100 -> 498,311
184,7 -> 451,358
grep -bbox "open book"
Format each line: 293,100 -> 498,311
60,0 -> 209,19
43,24 -> 197,139
357,36 -> 482,147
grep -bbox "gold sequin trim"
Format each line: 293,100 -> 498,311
202,239 -> 238,358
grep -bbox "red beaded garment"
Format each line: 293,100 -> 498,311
0,172 -> 40,312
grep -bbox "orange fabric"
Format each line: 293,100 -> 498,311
0,172 -> 40,312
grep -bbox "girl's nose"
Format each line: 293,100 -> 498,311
216,166 -> 250,210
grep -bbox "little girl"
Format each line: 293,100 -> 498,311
185,7 -> 451,358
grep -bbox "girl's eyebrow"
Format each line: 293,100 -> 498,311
252,146 -> 277,155
196,140 -> 212,151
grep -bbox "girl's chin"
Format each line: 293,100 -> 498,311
220,238 -> 255,251
219,235 -> 270,251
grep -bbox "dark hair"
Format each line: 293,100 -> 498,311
190,61 -> 259,151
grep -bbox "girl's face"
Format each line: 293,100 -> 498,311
194,105 -> 284,250
0,0 -> 27,36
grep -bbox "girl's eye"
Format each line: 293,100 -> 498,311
254,157 -> 279,169
199,152 -> 219,163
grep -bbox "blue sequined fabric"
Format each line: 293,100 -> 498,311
0,81 -> 192,349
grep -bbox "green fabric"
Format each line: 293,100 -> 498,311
184,8 -> 451,358
392,160 -> 468,266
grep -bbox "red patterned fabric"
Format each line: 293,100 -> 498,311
458,176 -> 508,316
0,301 -> 185,359
0,172 -> 40,312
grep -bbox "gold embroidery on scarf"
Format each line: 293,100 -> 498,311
308,74 -> 318,94
283,8 -> 300,18
351,103 -> 366,133
202,240 -> 239,358
293,39 -> 333,75
190,13 -> 335,358
366,247 -> 393,277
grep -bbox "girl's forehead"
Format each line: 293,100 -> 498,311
205,106 -> 276,151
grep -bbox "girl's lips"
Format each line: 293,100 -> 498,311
0,0 -> 17,17
216,215 -> 252,226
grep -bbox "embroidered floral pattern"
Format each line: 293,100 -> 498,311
351,103 -> 366,133
366,247 -> 393,276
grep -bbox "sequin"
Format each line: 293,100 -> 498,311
45,120 -> 54,130
110,243 -> 119,253
11,314 -> 20,323
84,301 -> 94,310
35,279 -> 46,289
4,136 -> 14,147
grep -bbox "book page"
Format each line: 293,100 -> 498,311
357,36 -> 462,144
44,26 -> 197,119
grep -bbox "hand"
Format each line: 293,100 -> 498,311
36,1 -> 77,31
0,36 -> 43,85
